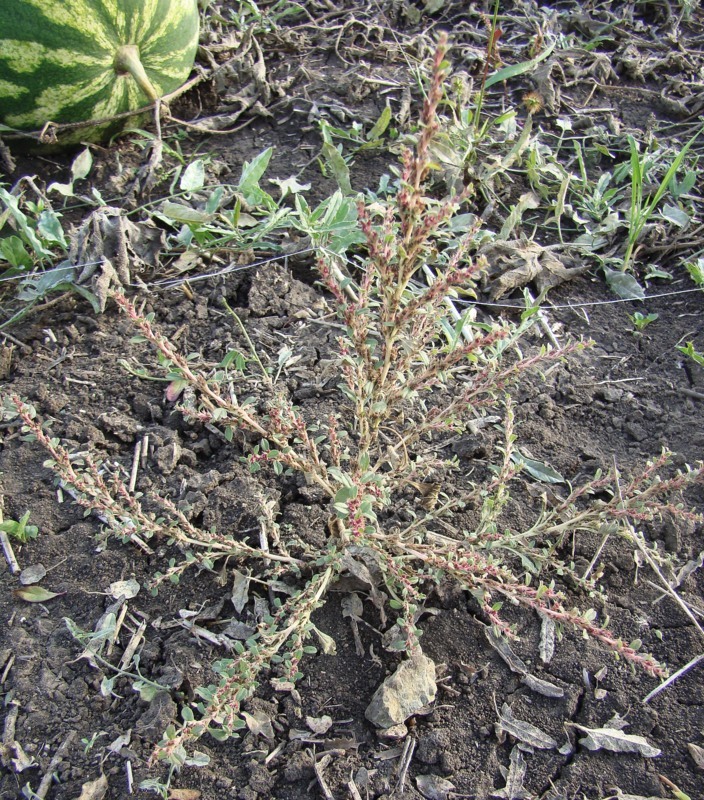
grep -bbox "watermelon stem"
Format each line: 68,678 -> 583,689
113,45 -> 159,103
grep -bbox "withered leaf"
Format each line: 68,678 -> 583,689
480,240 -> 588,299
491,746 -> 530,799
311,625 -> 337,655
74,773 -> 108,800
241,709 -> 274,739
306,715 -> 333,735
107,730 -> 131,755
5,740 -> 36,773
14,586 -> 65,603
341,593 -> 364,619
687,742 -> 704,769
497,704 -> 557,750
484,626 -> 528,674
520,673 -> 564,698
108,578 -> 140,600
416,774 -> 455,800
612,795 -> 667,800
19,564 -> 46,585
571,724 -> 660,757
539,613 -> 556,664
168,790 -> 201,800
231,569 -> 250,614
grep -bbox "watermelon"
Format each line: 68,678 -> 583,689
0,0 -> 199,139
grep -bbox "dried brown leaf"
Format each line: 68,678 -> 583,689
480,240 -> 588,299
688,742 -> 704,769
73,773 -> 108,800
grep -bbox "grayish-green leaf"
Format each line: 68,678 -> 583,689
491,746 -> 530,799
497,704 -> 557,750
180,159 -> 206,192
511,452 -> 565,484
521,673 -> 564,698
231,569 -> 250,614
321,142 -> 352,195
571,724 -> 660,757
604,269 -> 646,300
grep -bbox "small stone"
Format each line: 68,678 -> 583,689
98,411 -> 143,442
599,386 -> 624,403
625,422 -> 647,442
155,441 -> 181,474
377,723 -> 408,740
365,653 -> 437,728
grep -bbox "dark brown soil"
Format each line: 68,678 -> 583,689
1,2 -> 703,799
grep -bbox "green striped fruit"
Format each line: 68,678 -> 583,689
0,0 -> 199,141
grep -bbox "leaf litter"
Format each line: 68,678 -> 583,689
570,723 -> 661,758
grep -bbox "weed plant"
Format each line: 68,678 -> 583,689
2,39 -> 703,784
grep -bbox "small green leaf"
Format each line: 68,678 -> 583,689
366,105 -> 392,141
161,201 -> 214,225
321,142 -> 352,195
604,268 -> 645,300
677,341 -> 704,367
334,485 -> 358,504
660,203 -> 690,227
511,452 -> 565,484
485,41 -> 556,89
180,159 -> 206,192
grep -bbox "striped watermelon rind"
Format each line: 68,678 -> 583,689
0,0 -> 199,141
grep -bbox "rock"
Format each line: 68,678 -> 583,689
98,411 -> 143,442
155,440 -> 181,474
625,421 -> 647,442
365,653 -> 437,728
598,386 -> 624,403
377,723 -> 408,740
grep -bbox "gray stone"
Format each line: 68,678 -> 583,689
365,653 -> 437,728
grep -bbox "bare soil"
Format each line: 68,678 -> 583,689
1,2 -> 703,799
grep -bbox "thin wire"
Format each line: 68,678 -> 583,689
0,260 -> 103,285
147,250 -> 303,288
2,245 -> 702,313
455,286 -> 704,310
